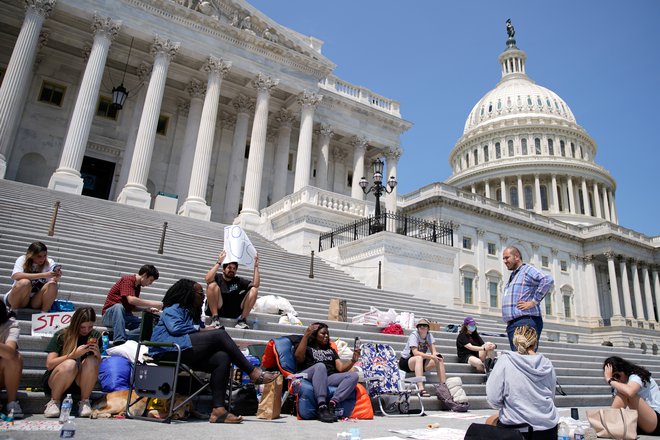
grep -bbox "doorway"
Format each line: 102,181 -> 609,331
81,156 -> 115,199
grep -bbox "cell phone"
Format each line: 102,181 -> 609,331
52,264 -> 62,272
87,337 -> 98,345
354,337 -> 360,351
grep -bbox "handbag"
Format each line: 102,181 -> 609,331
256,374 -> 283,419
586,408 -> 638,440
49,299 -> 75,312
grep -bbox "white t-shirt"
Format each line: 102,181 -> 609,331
400,330 -> 435,359
11,255 -> 55,286
629,373 -> 660,413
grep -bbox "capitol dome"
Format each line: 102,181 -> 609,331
447,28 -> 618,226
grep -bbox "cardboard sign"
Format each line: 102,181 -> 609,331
328,298 -> 348,322
224,225 -> 257,269
31,312 -> 75,337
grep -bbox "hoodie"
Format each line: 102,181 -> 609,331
486,351 -> 559,430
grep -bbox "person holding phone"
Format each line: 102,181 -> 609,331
295,322 -> 360,423
42,307 -> 101,418
399,318 -> 446,396
5,241 -> 60,312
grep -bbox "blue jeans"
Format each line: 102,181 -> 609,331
506,315 -> 543,351
102,303 -> 142,342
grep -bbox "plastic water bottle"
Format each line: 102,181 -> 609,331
101,332 -> 110,356
557,421 -> 570,440
60,416 -> 76,438
59,394 -> 73,424
574,423 -> 585,440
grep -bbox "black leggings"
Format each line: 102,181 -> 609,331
155,328 -> 256,408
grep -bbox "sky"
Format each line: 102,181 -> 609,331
248,0 -> 660,237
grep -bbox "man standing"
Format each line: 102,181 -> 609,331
502,246 -> 554,350
204,251 -> 259,329
102,264 -> 162,344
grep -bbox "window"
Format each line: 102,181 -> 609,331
487,242 -> 497,255
524,185 -> 533,209
462,236 -> 472,250
534,138 -> 541,155
483,145 -> 489,162
541,256 -> 549,268
473,149 -> 478,166
548,139 -> 554,155
560,140 -> 566,156
571,142 -> 576,157
521,138 -> 527,155
489,281 -> 499,307
510,186 -> 519,207
578,189 -> 585,214
545,294 -> 552,315
563,294 -> 572,318
540,185 -> 548,211
464,275 -> 474,304
38,81 -> 66,106
156,115 -> 169,136
527,96 -> 532,106
347,170 -> 353,187
96,96 -> 118,120
560,260 -> 568,272
578,145 -> 583,159
496,188 -> 502,202
589,193 -> 595,216
508,140 -> 514,156
557,186 -> 563,211
465,153 -> 470,167
495,142 -> 501,159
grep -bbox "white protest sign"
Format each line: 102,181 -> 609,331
223,225 -> 257,269
31,312 -> 75,337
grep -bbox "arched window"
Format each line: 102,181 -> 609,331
578,145 -> 584,159
465,153 -> 470,167
524,185 -> 534,209
461,269 -> 476,305
483,145 -> 489,162
508,140 -> 514,156
560,140 -> 566,156
570,142 -> 576,157
578,189 -> 585,214
561,287 -> 574,318
510,186 -> 519,207
535,138 -> 542,154
527,96 -> 532,106
548,139 -> 554,156
521,139 -> 527,155
495,142 -> 501,159
473,149 -> 479,165
540,185 -> 548,210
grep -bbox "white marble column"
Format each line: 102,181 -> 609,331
332,147 -> 347,193
471,185 -> 476,194
581,178 -> 591,216
583,255 -> 602,323
642,265 -> 655,322
174,79 -> 205,202
222,94 -> 254,222
653,269 -> 660,322
179,56 -> 231,220
619,259 -> 633,319
516,175 -> 524,209
500,178 -> 507,203
550,174 -> 559,213
117,37 -> 179,207
592,181 -> 602,219
567,176 -> 576,214
608,190 -> 618,223
315,124 -> 334,190
385,147 -> 401,213
533,174 -> 542,213
606,252 -> 622,318
601,186 -> 611,221
239,73 -> 279,220
350,136 -> 367,200
484,180 -> 491,199
560,181 -> 569,213
293,90 -> 322,192
0,0 -> 55,178
48,15 -> 120,193
271,109 -> 295,203
631,260 -> 645,320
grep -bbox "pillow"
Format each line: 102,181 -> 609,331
107,340 -> 148,363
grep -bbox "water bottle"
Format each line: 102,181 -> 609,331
60,416 -> 76,438
557,421 -> 570,440
101,332 -> 110,356
574,423 -> 585,440
59,394 -> 73,424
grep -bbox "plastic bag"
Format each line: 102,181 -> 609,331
254,295 -> 297,315
376,308 -> 398,327
278,313 -> 303,326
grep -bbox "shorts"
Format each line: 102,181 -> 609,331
205,292 -> 247,319
42,358 -> 84,397
458,354 -> 475,364
640,411 -> 660,436
398,356 -> 433,373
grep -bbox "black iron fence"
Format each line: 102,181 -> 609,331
318,212 -> 453,251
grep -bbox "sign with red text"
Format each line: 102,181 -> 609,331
31,312 -> 75,336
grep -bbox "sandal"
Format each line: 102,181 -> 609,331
209,409 -> 243,424
419,390 -> 431,397
252,369 -> 280,385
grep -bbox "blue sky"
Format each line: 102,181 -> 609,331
248,0 -> 660,237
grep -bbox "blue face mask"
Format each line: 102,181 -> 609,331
468,325 -> 476,332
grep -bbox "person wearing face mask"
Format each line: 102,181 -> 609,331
456,317 -> 497,374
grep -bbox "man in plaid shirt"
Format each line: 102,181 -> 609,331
502,246 -> 554,350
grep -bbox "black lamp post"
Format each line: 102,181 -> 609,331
111,37 -> 133,111
359,158 -> 397,233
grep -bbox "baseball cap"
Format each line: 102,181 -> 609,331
463,316 -> 476,327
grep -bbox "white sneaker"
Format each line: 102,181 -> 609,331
44,399 -> 60,418
78,399 -> 92,418
6,400 -> 23,419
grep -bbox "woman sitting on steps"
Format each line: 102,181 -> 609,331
398,318 -> 446,397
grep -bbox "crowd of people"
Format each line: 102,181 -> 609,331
2,241 -> 659,435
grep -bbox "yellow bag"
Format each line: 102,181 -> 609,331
256,374 -> 283,419
586,408 -> 637,440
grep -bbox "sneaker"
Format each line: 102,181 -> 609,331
44,399 -> 60,418
317,404 -> 335,423
211,315 -> 221,328
78,399 -> 92,418
327,400 -> 339,422
235,319 -> 250,329
6,400 -> 23,419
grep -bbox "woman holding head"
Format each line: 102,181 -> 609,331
399,318 -> 446,397
43,307 -> 101,418
294,322 -> 360,423
486,325 -> 558,439
456,316 -> 497,373
6,241 -> 60,312
603,356 -> 660,436
0,301 -> 24,418
149,279 -> 278,424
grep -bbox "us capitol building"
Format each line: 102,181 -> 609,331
0,0 -> 658,344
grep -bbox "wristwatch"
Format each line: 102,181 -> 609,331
607,378 -> 616,385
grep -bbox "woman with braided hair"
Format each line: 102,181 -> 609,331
485,325 -> 558,439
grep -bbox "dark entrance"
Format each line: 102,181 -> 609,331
80,156 -> 115,199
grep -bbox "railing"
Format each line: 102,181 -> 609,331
319,75 -> 401,117
318,212 -> 453,251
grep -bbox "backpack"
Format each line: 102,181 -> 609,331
229,383 -> 259,416
433,383 -> 469,412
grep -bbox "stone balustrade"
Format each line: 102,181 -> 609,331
260,185 -> 373,219
319,75 -> 401,116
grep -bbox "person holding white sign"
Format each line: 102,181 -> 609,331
0,301 -> 23,418
204,251 -> 259,329
5,241 -> 60,312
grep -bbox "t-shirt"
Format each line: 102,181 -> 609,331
0,319 -> 19,345
213,275 -> 252,299
456,331 -> 485,361
626,374 -> 660,413
45,328 -> 102,359
102,275 -> 140,314
400,330 -> 435,359
301,346 -> 339,375
11,255 -> 56,286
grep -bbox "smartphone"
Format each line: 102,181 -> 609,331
87,337 -> 98,345
52,264 -> 62,273
354,337 -> 360,351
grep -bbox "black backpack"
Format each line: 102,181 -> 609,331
229,383 -> 259,416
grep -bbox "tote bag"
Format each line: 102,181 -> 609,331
586,408 -> 637,440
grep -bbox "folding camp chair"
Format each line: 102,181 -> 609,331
125,312 -> 211,423
360,342 -> 425,416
